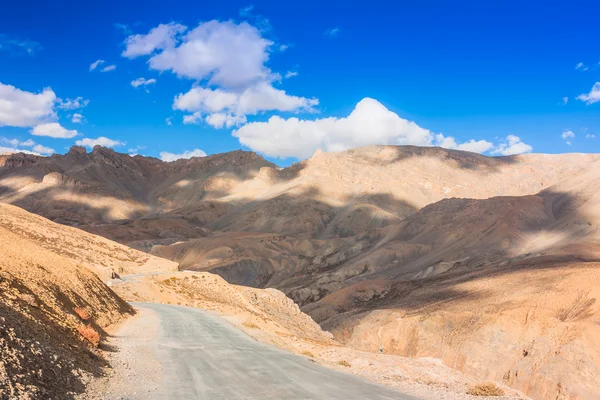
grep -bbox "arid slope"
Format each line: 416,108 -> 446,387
0,203 -> 159,399
3,145 -> 600,399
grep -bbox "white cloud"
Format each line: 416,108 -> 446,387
562,97 -> 569,105
324,27 -> 340,37
491,135 -> 533,156
57,96 -> 89,110
279,44 -> 289,52
31,122 -> 78,138
0,83 -> 56,127
159,148 -> 207,162
285,71 -> 298,79
76,136 -> 124,148
20,139 -> 35,147
233,97 -> 496,159
166,116 -> 173,125
101,65 -> 116,72
131,77 -> 157,88
436,135 -> 495,153
174,83 -> 318,127
577,82 -> 600,105
0,137 -> 52,156
575,62 -> 588,71
71,113 -> 83,123
89,59 -> 105,71
32,144 -> 54,155
142,21 -> 274,89
0,146 -> 40,156
561,130 -> 575,140
0,137 -> 34,148
122,23 -> 186,58
124,20 -> 317,128
586,134 -> 596,139
205,113 -> 247,128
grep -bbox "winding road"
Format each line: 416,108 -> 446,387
97,302 -> 417,400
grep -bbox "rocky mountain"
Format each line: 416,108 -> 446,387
2,144 -> 600,399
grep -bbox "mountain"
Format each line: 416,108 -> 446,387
2,144 -> 600,399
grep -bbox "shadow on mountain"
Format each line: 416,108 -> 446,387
348,145 -> 520,171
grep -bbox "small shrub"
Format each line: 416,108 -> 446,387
301,350 -> 315,358
74,307 -> 91,321
77,324 -> 100,347
338,360 -> 351,368
466,383 -> 505,396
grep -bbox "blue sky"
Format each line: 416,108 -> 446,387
0,0 -> 599,165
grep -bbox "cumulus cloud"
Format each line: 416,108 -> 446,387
76,136 -> 124,148
0,83 -> 56,127
561,130 -> 575,140
122,23 -> 186,58
123,20 -> 317,128
174,83 -> 317,125
0,137 -> 53,155
165,117 -> 173,125
140,21 -> 273,88
578,82 -> 600,105
32,144 -> 55,155
491,135 -> 533,156
562,97 -> 569,105
89,59 -> 105,71
0,147 -> 38,156
233,97 -> 500,159
0,137 -> 33,148
71,113 -> 83,123
131,77 -> 157,88
159,148 -> 207,162
101,65 -> 116,72
285,71 -> 298,79
204,113 -> 247,128
586,133 -> 596,139
31,122 -> 78,138
57,96 -> 89,110
435,136 -> 495,153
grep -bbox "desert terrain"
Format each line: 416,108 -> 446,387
1,144 -> 599,399
0,195 -> 517,400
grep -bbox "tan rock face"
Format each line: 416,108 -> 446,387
3,145 -> 600,399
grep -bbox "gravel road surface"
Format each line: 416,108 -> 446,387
89,302 -> 418,400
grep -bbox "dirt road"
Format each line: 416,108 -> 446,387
89,302 -> 417,399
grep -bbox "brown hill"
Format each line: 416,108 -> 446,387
3,145 -> 600,399
301,160 -> 600,400
0,202 -> 171,399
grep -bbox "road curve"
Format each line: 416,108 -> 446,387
106,302 -> 418,400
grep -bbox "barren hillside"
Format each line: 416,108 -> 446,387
0,203 -> 163,399
3,145 -> 600,399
